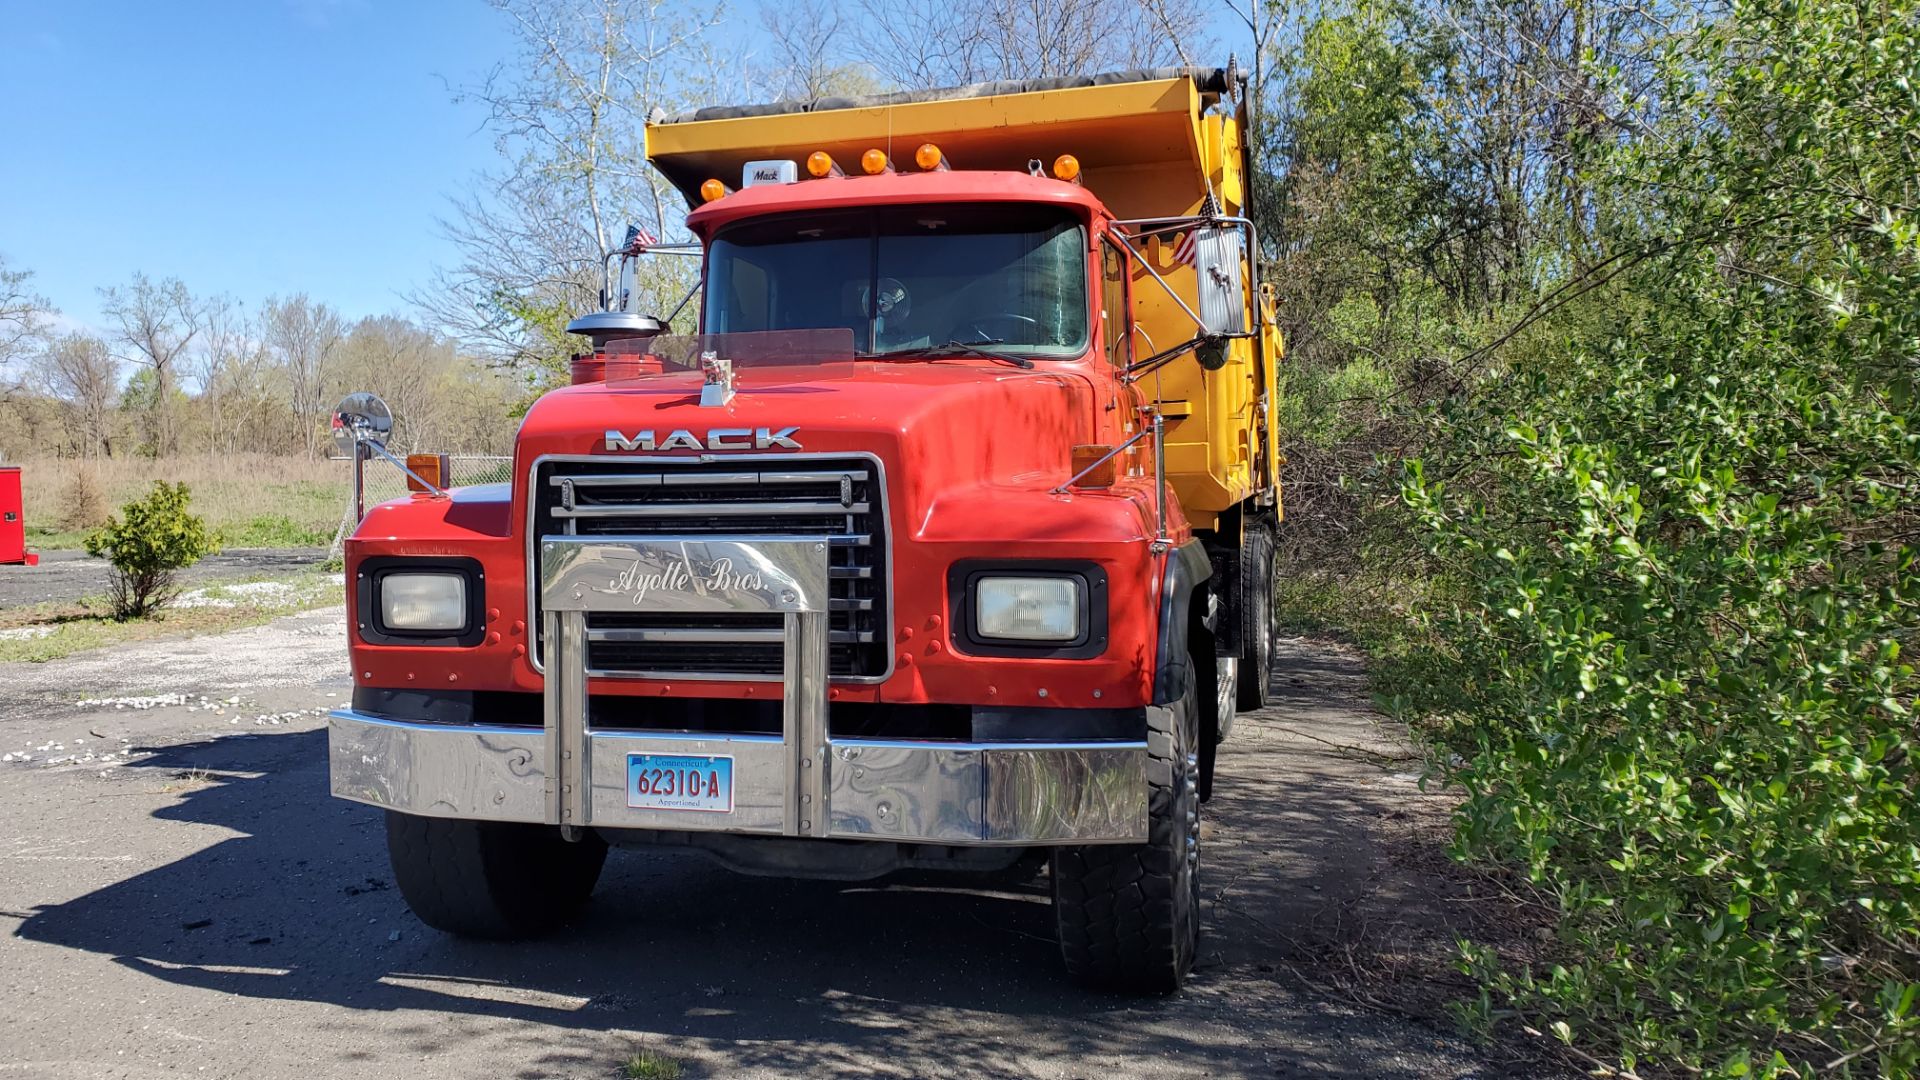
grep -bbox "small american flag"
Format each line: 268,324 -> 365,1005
1170,192 -> 1220,265
620,224 -> 657,255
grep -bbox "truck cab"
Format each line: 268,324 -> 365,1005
328,66 -> 1281,993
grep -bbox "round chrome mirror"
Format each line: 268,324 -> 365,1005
331,392 -> 393,456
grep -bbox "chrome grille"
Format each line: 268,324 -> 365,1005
531,457 -> 888,679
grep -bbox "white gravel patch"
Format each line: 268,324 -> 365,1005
4,731 -> 142,769
74,693 -> 191,710
173,574 -> 345,609
175,580 -> 293,609
0,607 -> 348,719
0,626 -> 55,641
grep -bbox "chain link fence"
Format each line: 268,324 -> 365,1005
327,454 -> 513,558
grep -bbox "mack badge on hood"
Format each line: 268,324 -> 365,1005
604,427 -> 803,452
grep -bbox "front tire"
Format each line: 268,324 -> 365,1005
1051,654 -> 1202,992
384,811 -> 607,939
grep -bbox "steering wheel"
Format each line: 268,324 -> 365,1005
959,313 -> 1041,344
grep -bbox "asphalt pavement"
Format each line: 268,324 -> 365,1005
0,549 -> 331,610
0,610 -> 1516,1079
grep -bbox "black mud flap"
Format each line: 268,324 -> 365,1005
1151,539 -> 1213,706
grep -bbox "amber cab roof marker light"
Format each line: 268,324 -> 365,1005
914,143 -> 949,171
860,148 -> 893,175
1052,154 -> 1082,185
805,151 -> 844,178
699,178 -> 732,202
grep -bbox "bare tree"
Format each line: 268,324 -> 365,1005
211,335 -> 290,454
32,333 -> 121,458
760,0 -> 884,100
437,361 -> 521,454
0,255 -> 53,403
848,0 -> 1210,88
260,294 -> 346,459
99,273 -> 203,456
416,0 -> 717,381
332,315 -> 456,452
194,295 -> 252,458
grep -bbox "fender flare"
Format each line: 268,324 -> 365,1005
1151,539 -> 1214,705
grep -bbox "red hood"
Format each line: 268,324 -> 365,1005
351,356 -> 1175,709
514,360 -> 1102,530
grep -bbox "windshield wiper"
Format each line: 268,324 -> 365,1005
881,338 -> 1035,369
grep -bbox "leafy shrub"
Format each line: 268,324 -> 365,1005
1388,0 -> 1920,1073
84,481 -> 220,619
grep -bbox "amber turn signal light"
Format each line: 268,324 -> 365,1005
699,178 -> 730,202
806,151 -> 843,178
1069,444 -> 1118,488
406,453 -> 451,493
860,148 -> 891,175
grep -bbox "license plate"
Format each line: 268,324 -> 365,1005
626,754 -> 734,813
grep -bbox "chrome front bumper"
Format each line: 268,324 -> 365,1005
330,534 -> 1148,846
328,712 -> 1147,845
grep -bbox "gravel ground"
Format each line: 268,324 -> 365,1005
0,613 -> 1533,1080
0,548 -> 331,610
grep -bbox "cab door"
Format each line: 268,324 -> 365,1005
1096,234 -> 1149,458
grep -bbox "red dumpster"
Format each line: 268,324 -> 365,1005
0,465 -> 36,566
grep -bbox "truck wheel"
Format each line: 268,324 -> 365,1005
1235,522 -> 1276,711
1051,654 -> 1201,992
384,811 -> 607,939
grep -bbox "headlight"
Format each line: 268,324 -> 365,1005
380,573 -> 468,632
974,576 -> 1084,642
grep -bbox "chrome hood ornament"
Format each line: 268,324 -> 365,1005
699,351 -> 736,407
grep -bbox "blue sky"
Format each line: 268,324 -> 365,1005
0,0 -> 516,333
2,1 -> 1246,337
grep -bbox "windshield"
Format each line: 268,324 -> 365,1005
704,204 -> 1089,358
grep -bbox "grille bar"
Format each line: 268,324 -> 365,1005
587,627 -> 875,644
552,500 -> 868,519
551,468 -> 868,489
532,454 -> 890,681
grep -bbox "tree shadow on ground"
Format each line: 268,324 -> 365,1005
14,645 -> 1518,1078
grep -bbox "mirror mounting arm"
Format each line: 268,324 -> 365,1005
1123,332 -> 1225,384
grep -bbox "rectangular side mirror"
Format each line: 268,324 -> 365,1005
1193,226 -> 1249,336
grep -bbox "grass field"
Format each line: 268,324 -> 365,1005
15,456 -> 349,550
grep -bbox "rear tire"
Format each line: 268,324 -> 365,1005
1051,653 -> 1202,992
1235,522 -> 1276,711
384,811 -> 607,939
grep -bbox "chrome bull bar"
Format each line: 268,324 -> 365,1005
539,534 -> 832,837
327,535 -> 1149,845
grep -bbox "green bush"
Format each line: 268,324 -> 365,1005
84,481 -> 221,619
1388,0 -> 1920,1072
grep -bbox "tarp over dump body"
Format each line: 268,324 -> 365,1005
644,68 -> 1246,223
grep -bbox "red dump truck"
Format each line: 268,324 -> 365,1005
329,66 -> 1282,991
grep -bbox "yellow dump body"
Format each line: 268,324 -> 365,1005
646,69 -> 1282,531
